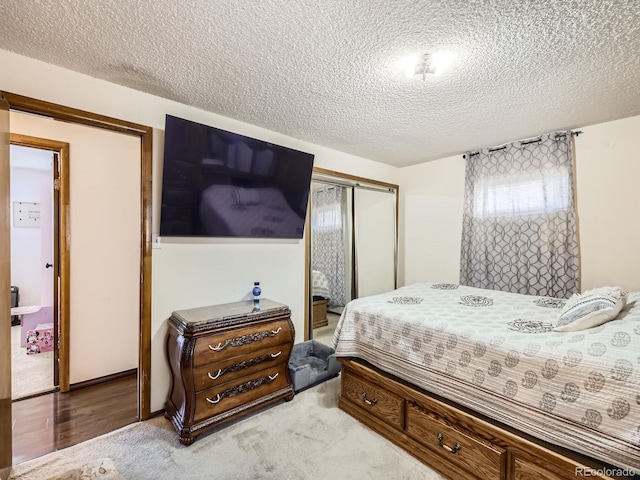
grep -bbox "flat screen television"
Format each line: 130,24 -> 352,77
159,115 -> 315,238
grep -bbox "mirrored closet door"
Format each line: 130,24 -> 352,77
307,168 -> 397,345
354,187 -> 396,298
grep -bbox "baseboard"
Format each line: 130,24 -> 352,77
150,408 -> 166,419
70,368 -> 137,391
11,387 -> 58,403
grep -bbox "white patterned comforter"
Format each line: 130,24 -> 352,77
311,270 -> 331,300
332,282 -> 640,471
199,185 -> 304,237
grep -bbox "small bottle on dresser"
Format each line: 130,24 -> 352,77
252,282 -> 262,309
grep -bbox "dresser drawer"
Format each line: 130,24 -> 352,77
193,342 -> 292,392
194,318 -> 292,366
406,401 -> 505,480
341,371 -> 404,429
194,363 -> 289,422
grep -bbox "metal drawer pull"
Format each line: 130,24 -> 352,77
208,342 -> 225,351
268,373 -> 279,381
205,394 -> 221,404
437,433 -> 461,454
207,369 -> 223,380
271,327 -> 282,335
270,351 -> 282,358
361,392 -> 378,406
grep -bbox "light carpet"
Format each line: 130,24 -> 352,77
312,312 -> 340,348
8,377 -> 444,480
11,325 -> 54,399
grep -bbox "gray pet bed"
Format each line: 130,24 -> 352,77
288,340 -> 341,392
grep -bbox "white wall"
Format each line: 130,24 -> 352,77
355,188 -> 396,297
10,111 -> 141,383
9,146 -> 52,306
573,116 -> 640,291
398,154 -> 465,286
399,116 -> 640,293
0,49 -> 398,412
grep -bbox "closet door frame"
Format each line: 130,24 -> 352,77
304,167 -> 398,340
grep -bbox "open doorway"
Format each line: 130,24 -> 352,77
7,108 -> 142,395
0,93 -> 153,467
9,143 -> 58,399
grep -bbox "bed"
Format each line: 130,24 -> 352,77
311,270 -> 331,301
332,283 -> 639,479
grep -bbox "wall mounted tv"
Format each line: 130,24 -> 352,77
159,115 -> 315,238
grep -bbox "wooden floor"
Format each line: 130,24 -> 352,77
12,373 -> 138,465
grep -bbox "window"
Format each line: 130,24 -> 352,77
473,168 -> 570,218
460,132 -> 579,298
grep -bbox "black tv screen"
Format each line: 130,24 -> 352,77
160,115 -> 315,238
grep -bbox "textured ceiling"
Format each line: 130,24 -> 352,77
1,1 -> 640,167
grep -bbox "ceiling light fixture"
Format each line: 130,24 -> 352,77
404,52 -> 454,79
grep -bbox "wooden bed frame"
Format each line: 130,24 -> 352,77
339,358 -> 631,480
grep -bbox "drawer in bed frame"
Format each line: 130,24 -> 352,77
341,369 -> 404,430
338,358 -> 629,480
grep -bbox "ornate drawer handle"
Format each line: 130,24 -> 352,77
361,392 -> 378,406
270,351 -> 282,358
205,372 -> 280,407
207,369 -> 223,380
437,433 -> 461,454
207,326 -> 282,353
208,342 -> 225,351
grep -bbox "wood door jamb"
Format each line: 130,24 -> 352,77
3,92 -> 153,420
9,133 -> 70,392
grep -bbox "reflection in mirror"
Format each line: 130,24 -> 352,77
355,188 -> 396,298
307,173 -> 397,346
309,182 -> 353,346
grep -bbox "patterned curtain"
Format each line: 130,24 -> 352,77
311,186 -> 347,307
460,132 -> 579,298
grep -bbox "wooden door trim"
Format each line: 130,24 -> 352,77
2,92 -> 153,420
10,134 -> 70,392
0,92 -> 11,480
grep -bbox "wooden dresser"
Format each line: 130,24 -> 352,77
165,299 -> 295,445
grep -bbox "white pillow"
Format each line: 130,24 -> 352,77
554,286 -> 628,332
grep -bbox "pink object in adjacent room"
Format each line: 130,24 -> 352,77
17,305 -> 54,348
25,322 -> 54,355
